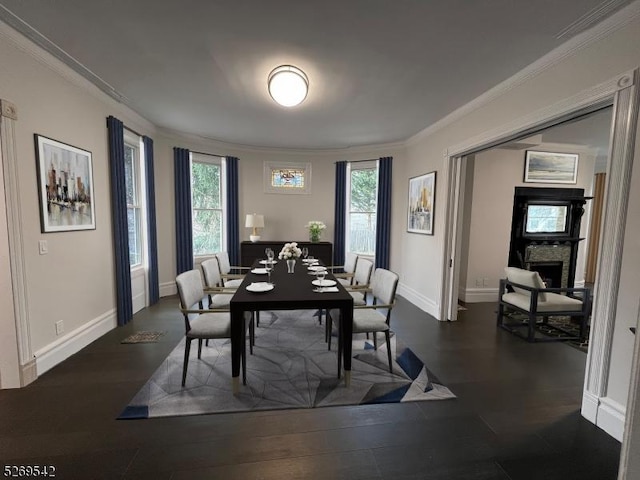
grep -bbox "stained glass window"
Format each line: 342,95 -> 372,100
271,168 -> 306,188
264,162 -> 311,194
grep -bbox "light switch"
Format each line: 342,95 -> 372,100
38,240 -> 48,255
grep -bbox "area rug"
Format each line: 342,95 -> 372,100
121,331 -> 166,344
119,310 -> 454,419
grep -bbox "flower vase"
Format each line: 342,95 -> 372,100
286,259 -> 296,273
310,232 -> 320,243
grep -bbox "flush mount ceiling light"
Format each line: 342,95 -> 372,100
268,65 -> 308,107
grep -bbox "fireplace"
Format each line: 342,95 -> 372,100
508,187 -> 590,289
524,244 -> 572,288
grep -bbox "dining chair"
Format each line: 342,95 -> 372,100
215,251 -> 249,288
323,257 -> 374,342
331,252 -> 358,286
201,258 -> 255,348
176,269 -> 251,386
328,268 -> 399,376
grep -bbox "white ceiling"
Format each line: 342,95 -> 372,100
0,0 -> 633,149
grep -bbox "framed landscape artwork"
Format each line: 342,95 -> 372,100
407,171 -> 436,235
524,150 -> 579,184
34,134 -> 96,233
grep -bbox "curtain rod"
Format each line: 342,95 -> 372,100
123,125 -> 143,138
335,158 -> 379,164
191,149 -> 229,158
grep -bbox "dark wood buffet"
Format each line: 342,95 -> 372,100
240,241 -> 333,267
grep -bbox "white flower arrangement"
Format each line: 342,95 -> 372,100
306,220 -> 326,242
278,242 -> 303,260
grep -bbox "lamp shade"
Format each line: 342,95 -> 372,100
245,214 -> 264,228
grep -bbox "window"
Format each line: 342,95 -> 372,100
191,154 -> 225,256
347,162 -> 377,255
124,134 -> 144,267
264,161 -> 311,194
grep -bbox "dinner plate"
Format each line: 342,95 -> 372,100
259,260 -> 278,264
246,282 -> 274,293
312,279 -> 336,287
302,259 -> 317,263
251,268 -> 268,274
307,265 -> 327,271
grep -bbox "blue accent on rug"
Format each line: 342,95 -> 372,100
396,347 -> 424,380
118,405 -> 149,419
364,384 -> 411,404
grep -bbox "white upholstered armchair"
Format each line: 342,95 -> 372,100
497,267 -> 591,342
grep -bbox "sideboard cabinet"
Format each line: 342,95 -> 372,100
240,241 -> 333,267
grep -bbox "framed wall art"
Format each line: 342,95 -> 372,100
264,161 -> 312,194
524,150 -> 579,184
407,171 -> 436,235
34,134 -> 96,232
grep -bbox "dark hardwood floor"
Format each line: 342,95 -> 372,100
0,297 -> 621,479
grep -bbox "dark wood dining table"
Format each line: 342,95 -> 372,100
229,258 -> 354,394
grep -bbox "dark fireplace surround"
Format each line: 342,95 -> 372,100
508,187 -> 591,289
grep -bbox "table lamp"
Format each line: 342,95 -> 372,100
245,213 -> 264,242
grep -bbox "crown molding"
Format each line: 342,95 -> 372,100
157,126 -> 406,158
0,18 -> 156,134
406,0 -> 640,147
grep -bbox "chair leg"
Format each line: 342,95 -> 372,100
497,302 -> 504,326
182,338 -> 192,387
337,326 -> 343,379
528,313 -> 536,342
373,331 -> 378,350
385,330 -> 392,373
198,338 -> 203,359
318,308 -> 323,325
256,311 -> 260,327
327,313 -> 333,351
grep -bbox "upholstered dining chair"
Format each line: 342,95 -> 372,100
201,258 -> 255,349
328,268 -> 399,376
331,252 -> 359,286
323,257 -> 374,342
176,269 -> 251,386
215,251 -> 249,288
497,267 -> 591,342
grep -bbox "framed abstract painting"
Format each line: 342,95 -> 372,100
407,171 -> 436,235
34,134 -> 96,232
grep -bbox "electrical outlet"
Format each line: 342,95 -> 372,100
483,277 -> 490,287
55,320 -> 64,336
475,278 -> 483,287
38,240 -> 48,255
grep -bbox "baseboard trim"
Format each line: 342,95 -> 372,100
582,390 -> 600,423
397,282 -> 440,319
160,281 -> 177,298
33,309 -> 117,375
460,287 -> 499,303
19,358 -> 37,386
598,397 -> 626,442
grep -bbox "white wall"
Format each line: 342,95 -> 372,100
460,146 -> 596,302
0,23 -> 156,379
154,130 -> 405,295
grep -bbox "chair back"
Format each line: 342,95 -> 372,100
176,270 -> 204,310
201,258 -> 223,288
353,258 -> 373,286
344,252 -> 358,274
505,267 -> 547,301
371,268 -> 399,305
215,251 -> 231,275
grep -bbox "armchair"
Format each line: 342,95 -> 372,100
497,267 -> 591,342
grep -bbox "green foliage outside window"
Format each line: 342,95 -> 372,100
349,168 -> 377,255
192,161 -> 223,255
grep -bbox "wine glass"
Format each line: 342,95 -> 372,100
265,259 -> 273,285
302,247 -> 309,260
317,268 -> 326,285
267,248 -> 275,263
265,247 -> 273,260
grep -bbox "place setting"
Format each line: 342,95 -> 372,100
311,269 -> 338,293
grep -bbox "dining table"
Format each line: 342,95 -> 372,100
229,257 -> 354,394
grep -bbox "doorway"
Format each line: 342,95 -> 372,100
440,71 -> 638,442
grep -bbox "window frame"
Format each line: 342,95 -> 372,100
345,160 -> 378,258
190,152 -> 227,258
123,129 -> 146,270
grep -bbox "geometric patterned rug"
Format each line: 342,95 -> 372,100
119,309 -> 455,419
